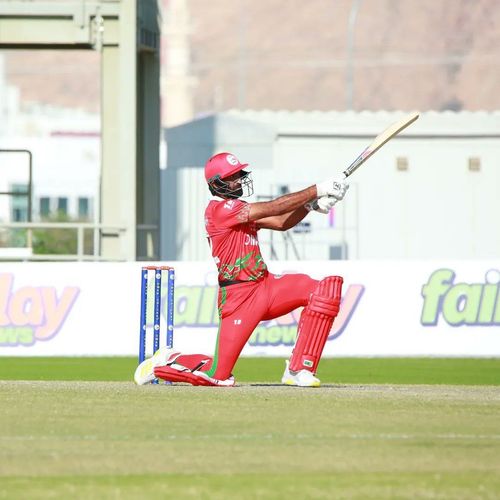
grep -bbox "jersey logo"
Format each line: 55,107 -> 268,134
224,200 -> 235,210
244,234 -> 258,246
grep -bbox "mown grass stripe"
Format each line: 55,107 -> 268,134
0,357 -> 498,385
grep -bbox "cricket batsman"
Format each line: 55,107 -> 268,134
135,152 -> 349,387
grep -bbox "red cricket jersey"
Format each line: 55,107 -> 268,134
205,198 -> 268,283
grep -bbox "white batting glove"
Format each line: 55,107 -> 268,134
315,196 -> 338,214
305,196 -> 337,214
316,178 -> 349,200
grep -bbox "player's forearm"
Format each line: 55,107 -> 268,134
248,186 -> 317,221
279,206 -> 310,231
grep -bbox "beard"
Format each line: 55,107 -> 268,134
225,186 -> 243,199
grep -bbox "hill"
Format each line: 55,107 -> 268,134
3,0 -> 500,115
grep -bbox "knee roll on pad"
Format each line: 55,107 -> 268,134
308,294 -> 340,317
289,276 -> 343,373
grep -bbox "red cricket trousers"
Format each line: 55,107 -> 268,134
191,272 -> 318,380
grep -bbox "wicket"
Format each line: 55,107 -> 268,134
139,266 -> 175,365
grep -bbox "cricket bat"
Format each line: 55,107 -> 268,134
342,111 -> 420,178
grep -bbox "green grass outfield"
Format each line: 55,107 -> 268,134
0,356 -> 499,385
1,358 -> 499,499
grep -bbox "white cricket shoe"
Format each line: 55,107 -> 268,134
281,360 -> 321,387
134,347 -> 181,385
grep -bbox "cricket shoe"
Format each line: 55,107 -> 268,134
281,360 -> 321,387
134,347 -> 181,385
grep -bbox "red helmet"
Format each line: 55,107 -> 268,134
204,152 -> 248,182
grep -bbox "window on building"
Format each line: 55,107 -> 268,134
39,197 -> 50,218
12,207 -> 26,222
57,197 -> 68,215
78,197 -> 90,220
10,184 -> 28,222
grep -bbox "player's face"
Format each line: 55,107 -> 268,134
214,170 -> 253,199
223,172 -> 244,198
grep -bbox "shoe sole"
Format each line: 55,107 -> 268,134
134,359 -> 157,385
281,377 -> 321,388
134,348 -> 182,385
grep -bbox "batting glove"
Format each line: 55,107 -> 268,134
305,196 -> 338,214
316,178 -> 349,200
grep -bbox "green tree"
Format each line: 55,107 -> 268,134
33,213 -> 93,256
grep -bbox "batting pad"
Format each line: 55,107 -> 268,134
154,363 -> 235,387
289,276 -> 343,373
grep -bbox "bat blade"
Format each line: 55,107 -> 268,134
343,111 -> 419,178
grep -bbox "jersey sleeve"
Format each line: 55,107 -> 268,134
212,199 -> 250,228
